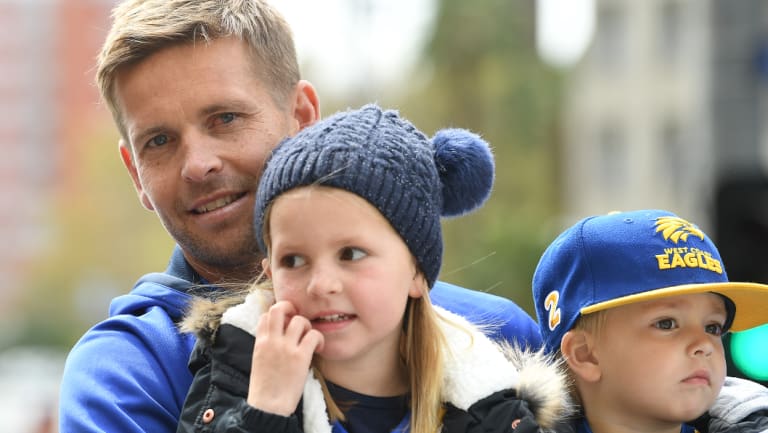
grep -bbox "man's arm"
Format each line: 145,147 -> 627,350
59,307 -> 195,433
430,280 -> 542,349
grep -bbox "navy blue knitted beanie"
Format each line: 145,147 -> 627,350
254,104 -> 494,288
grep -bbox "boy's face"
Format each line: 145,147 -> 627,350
589,292 -> 727,427
263,187 -> 424,384
113,37 -> 312,282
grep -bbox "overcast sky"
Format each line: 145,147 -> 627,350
273,0 -> 595,97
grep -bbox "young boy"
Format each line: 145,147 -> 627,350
532,209 -> 768,433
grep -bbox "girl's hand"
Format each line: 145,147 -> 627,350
246,300 -> 324,415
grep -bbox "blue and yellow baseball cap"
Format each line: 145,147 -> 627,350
533,209 -> 768,354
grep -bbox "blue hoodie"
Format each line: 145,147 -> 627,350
59,246 -> 542,433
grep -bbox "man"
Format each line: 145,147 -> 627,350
58,1 -> 541,432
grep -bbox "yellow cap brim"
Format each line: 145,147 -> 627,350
580,282 -> 768,331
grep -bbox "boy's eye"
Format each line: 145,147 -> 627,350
279,255 -> 306,268
654,318 -> 677,330
705,323 -> 724,336
340,247 -> 366,261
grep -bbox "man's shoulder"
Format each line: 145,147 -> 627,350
59,272 -> 198,432
68,274 -> 196,360
64,271 -> 196,375
431,281 -> 542,348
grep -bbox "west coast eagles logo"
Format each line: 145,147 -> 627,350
654,216 -> 705,243
653,216 -> 722,274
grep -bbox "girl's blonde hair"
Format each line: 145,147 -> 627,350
303,282 -> 447,433
96,0 -> 299,141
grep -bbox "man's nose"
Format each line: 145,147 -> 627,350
180,132 -> 223,182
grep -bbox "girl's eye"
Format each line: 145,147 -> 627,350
147,134 -> 169,148
279,255 -> 306,268
340,247 -> 366,261
654,318 -> 677,330
705,323 -> 724,336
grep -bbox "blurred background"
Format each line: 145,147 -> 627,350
2,0 -> 768,431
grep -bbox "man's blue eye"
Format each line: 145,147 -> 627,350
149,135 -> 168,147
219,113 -> 235,123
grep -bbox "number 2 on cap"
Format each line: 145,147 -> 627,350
544,291 -> 561,331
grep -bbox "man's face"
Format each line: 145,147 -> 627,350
114,37 -> 308,281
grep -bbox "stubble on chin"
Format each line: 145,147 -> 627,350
176,226 -> 264,283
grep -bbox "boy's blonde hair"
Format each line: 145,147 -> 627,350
96,0 -> 300,140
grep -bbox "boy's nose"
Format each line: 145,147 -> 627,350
690,331 -> 716,358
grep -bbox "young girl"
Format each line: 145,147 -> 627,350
176,104 -> 570,433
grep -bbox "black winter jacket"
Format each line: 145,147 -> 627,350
176,289 -> 571,433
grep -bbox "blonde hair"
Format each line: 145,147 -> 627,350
402,289 -> 447,433
261,197 -> 448,433
96,0 -> 300,139
572,310 -> 607,337
304,284 -> 447,433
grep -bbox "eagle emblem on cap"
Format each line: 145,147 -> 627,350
654,216 -> 705,244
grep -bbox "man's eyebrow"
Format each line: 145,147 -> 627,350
200,101 -> 253,116
131,125 -> 168,144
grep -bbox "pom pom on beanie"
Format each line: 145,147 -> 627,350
433,128 -> 495,218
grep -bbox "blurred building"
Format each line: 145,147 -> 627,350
562,0 -> 714,226
562,0 -> 768,280
0,0 -> 114,315
562,0 -> 768,235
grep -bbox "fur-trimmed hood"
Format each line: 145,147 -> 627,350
182,289 -> 572,433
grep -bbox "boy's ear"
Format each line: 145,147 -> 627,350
561,329 -> 602,383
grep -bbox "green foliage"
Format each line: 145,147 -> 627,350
401,0 -> 564,316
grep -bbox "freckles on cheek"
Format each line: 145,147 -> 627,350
271,279 -> 296,302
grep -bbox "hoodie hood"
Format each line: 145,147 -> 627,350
109,272 -> 194,320
110,245 -> 227,321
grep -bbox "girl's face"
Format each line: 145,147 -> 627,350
264,186 -> 425,376
589,292 -> 727,429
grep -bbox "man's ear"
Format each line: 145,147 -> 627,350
119,140 -> 154,211
291,80 -> 320,132
561,329 -> 602,383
